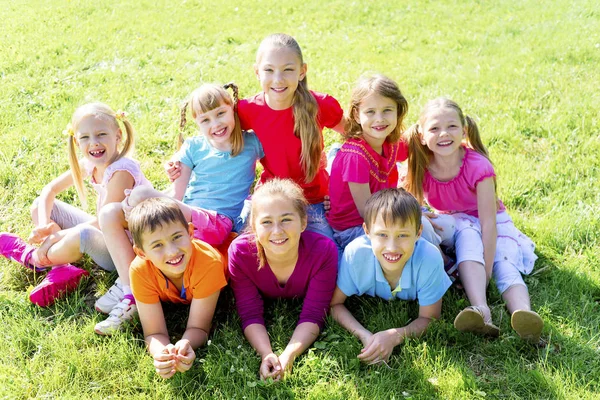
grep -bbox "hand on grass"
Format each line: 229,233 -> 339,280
357,329 -> 401,364
277,351 -> 296,378
173,339 -> 195,373
153,344 -> 177,379
165,160 -> 182,182
259,352 -> 282,381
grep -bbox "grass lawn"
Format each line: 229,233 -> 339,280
1,0 -> 600,398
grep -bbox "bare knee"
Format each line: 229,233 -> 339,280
128,186 -> 162,207
98,202 -> 126,230
30,197 -> 41,224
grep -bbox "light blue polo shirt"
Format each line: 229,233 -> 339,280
174,131 -> 263,221
337,235 -> 451,306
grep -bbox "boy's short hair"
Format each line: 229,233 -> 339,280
364,188 -> 422,234
128,197 -> 189,249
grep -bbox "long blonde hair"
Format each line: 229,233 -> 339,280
178,83 -> 244,156
66,102 -> 134,208
403,97 -> 491,204
345,74 -> 408,144
249,178 -> 308,269
257,33 -> 321,183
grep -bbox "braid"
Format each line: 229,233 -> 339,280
178,101 -> 189,150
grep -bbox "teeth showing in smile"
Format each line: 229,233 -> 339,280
372,125 -> 388,131
272,87 -> 286,93
271,238 -> 287,244
213,127 -> 227,137
89,149 -> 105,157
166,255 -> 183,265
383,253 -> 401,262
438,140 -> 453,146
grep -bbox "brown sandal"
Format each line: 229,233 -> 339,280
454,306 -> 500,337
511,310 -> 543,344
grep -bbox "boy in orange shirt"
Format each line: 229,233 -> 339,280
128,197 -> 227,379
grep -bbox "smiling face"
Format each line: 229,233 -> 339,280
75,114 -> 121,168
134,220 -> 195,279
421,107 -> 466,157
364,213 -> 421,273
194,102 -> 236,152
255,45 -> 307,110
252,194 -> 307,261
356,92 -> 398,151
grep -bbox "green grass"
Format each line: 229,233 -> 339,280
1,0 -> 600,398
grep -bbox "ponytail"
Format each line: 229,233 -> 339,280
293,78 -> 321,183
223,82 -> 244,157
402,123 -> 431,204
66,128 -> 87,209
178,101 -> 188,151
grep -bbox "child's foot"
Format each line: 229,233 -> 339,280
511,310 -> 543,344
29,265 -> 89,307
94,278 -> 124,314
0,232 -> 46,272
454,306 -> 500,337
94,298 -> 137,336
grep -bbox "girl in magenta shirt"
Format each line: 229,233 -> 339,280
228,178 -> 337,380
403,98 -> 543,343
237,33 -> 345,240
327,74 -> 409,250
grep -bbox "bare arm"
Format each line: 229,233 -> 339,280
244,323 -> 282,380
181,291 -> 220,349
35,169 -> 74,228
329,287 -> 372,345
330,115 -> 346,135
277,322 -> 320,375
348,182 -> 372,219
171,164 -> 192,201
476,178 -> 498,282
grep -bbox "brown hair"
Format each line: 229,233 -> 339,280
67,102 -> 135,208
345,74 -> 409,143
128,197 -> 189,250
178,83 -> 244,156
256,33 -> 321,183
403,97 -> 492,204
249,178 -> 308,269
363,188 -> 422,234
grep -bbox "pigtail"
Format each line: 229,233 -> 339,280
402,123 -> 431,204
293,78 -> 321,183
178,101 -> 189,151
66,126 -> 88,209
113,112 -> 135,162
223,82 -> 244,157
464,115 -> 490,160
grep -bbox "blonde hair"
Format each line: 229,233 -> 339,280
403,97 -> 492,204
345,74 -> 409,143
256,33 -> 321,183
249,178 -> 308,269
67,102 -> 134,208
178,83 -> 243,156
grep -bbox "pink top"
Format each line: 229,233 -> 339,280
327,138 -> 409,230
83,157 -> 153,213
424,147 -> 505,217
228,231 -> 338,330
238,91 -> 343,204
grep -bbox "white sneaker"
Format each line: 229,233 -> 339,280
95,279 -> 124,314
94,298 -> 137,336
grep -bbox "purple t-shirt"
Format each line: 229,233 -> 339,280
228,231 -> 338,330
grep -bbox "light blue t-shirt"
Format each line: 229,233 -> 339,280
337,235 -> 451,306
174,131 -> 263,221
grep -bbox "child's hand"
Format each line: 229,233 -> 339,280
277,351 -> 296,379
164,160 -> 182,182
423,212 -> 443,232
357,329 -> 400,364
173,339 -> 195,373
31,234 -> 61,266
259,352 -> 282,381
323,195 -> 331,213
153,345 -> 177,379
121,189 -> 134,221
28,222 -> 60,245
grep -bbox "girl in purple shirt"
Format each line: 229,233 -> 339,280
228,178 -> 337,380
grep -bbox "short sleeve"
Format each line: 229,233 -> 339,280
337,252 -> 361,297
337,239 -> 371,297
103,158 -> 143,188
464,150 -> 496,189
339,151 -> 371,184
237,99 -> 251,131
130,258 -> 161,304
315,92 -> 343,129
172,138 -> 195,170
395,140 -> 409,163
247,131 -> 265,160
414,244 -> 452,306
190,249 -> 227,299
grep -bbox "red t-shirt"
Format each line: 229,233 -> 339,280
327,138 -> 409,230
238,91 -> 343,204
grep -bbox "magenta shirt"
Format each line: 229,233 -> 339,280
228,231 -> 338,330
327,138 -> 408,230
424,147 -> 505,217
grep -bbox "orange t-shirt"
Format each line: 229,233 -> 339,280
130,239 -> 227,305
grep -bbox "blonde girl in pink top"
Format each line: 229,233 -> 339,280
403,98 -> 543,343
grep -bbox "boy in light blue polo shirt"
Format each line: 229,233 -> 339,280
330,188 -> 451,364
